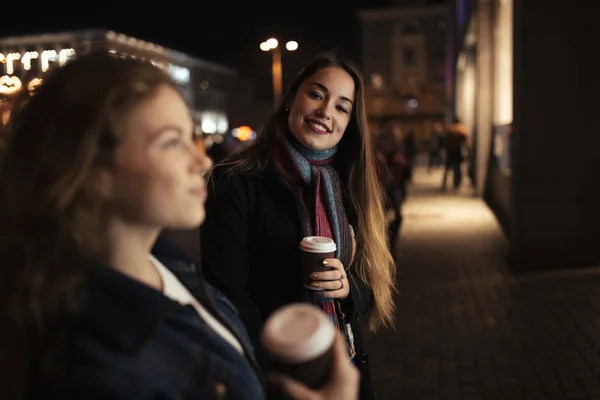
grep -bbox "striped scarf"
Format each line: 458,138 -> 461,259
280,137 -> 356,359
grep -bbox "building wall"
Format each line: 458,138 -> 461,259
512,0 -> 599,268
359,5 -> 449,150
485,0 -> 513,231
454,0 -> 600,268
455,0 -> 512,231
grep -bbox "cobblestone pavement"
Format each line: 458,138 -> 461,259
365,166 -> 600,400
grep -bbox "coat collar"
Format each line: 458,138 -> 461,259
78,239 -> 265,388
80,261 -> 182,354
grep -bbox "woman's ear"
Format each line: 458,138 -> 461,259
90,168 -> 116,200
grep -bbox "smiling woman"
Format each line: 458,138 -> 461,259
201,50 -> 397,400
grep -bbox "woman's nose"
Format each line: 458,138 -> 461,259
190,141 -> 213,175
196,152 -> 213,176
316,104 -> 332,120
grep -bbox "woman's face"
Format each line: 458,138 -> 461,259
287,67 -> 355,151
103,84 -> 212,230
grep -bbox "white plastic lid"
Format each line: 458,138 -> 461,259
298,236 -> 337,254
261,303 -> 335,363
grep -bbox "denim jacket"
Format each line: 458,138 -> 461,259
36,241 -> 265,399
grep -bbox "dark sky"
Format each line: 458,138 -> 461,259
1,1 -> 444,101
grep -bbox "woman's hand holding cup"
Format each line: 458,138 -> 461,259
299,236 -> 349,300
309,258 -> 349,299
271,330 -> 360,400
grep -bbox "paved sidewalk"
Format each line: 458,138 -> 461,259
366,166 -> 600,400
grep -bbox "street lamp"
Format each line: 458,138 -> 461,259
260,38 -> 298,108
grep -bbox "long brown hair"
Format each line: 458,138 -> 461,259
0,53 -> 177,399
219,50 -> 397,332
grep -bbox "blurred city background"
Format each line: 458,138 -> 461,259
1,0 -> 598,398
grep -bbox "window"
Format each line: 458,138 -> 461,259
436,47 -> 446,63
370,73 -> 384,89
403,47 -> 416,66
402,24 -> 420,35
435,71 -> 446,83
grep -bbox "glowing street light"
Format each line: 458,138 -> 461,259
259,38 -> 298,108
286,41 -> 298,51
266,38 -> 278,49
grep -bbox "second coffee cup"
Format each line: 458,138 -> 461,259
261,303 -> 335,390
299,236 -> 337,290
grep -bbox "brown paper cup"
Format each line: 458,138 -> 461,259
300,250 -> 335,290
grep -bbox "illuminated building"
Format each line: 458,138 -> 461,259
0,29 -> 235,138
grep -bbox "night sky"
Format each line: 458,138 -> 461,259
2,1 -> 444,101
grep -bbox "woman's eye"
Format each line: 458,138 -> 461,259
162,138 -> 182,147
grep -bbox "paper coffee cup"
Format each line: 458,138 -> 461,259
262,303 -> 335,390
299,236 -> 336,290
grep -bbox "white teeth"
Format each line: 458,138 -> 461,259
309,121 -> 328,132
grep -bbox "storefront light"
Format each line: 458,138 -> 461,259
217,116 -> 228,134
0,75 -> 22,95
168,64 -> 190,84
232,126 -> 257,141
0,49 -> 75,75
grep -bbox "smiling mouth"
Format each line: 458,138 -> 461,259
305,119 -> 331,134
